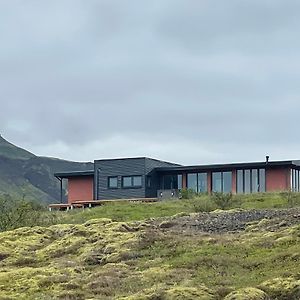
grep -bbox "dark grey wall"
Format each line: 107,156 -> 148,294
94,157 -> 179,200
145,158 -> 179,197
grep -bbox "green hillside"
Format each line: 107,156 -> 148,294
0,135 -> 93,204
0,135 -> 35,160
0,194 -> 300,299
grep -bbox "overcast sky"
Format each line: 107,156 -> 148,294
1,0 -> 300,165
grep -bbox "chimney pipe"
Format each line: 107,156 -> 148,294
266,155 -> 270,163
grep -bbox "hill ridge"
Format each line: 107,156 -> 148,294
0,134 -> 35,160
0,135 -> 93,203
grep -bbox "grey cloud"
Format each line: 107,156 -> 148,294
1,0 -> 300,164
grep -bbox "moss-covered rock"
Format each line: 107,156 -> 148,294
0,210 -> 300,299
119,285 -> 216,300
164,286 -> 216,299
258,277 -> 300,300
224,287 -> 269,300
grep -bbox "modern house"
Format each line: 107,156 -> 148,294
50,156 -> 300,209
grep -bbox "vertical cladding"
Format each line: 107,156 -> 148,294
94,157 -> 180,200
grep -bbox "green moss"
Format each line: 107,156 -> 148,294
224,287 -> 269,300
164,286 -> 216,299
0,203 -> 300,299
119,285 -> 216,300
258,277 -> 300,300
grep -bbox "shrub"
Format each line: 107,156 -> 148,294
211,192 -> 233,210
180,189 -> 197,199
191,198 -> 218,213
0,194 -> 45,232
280,191 -> 300,207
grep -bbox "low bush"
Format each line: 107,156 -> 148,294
180,189 -> 198,199
191,197 -> 218,212
280,191 -> 300,207
0,194 -> 46,232
211,192 -> 233,210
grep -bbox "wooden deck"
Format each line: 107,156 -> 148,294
48,198 -> 158,211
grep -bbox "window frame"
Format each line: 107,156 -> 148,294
212,171 -> 232,193
187,172 -> 208,193
108,176 -> 118,189
121,175 -> 143,189
236,168 -> 266,194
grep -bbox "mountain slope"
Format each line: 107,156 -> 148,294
0,135 -> 93,204
0,135 -> 35,160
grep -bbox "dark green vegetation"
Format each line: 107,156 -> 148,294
0,195 -> 57,232
0,193 -> 300,299
0,135 -> 92,203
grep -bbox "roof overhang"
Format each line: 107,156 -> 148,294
54,170 -> 94,179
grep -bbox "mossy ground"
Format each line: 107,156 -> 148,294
0,193 -> 300,299
1,202 -> 300,299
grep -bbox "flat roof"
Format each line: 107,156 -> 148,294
54,159 -> 300,178
54,170 -> 94,179
155,160 -> 300,172
94,156 -> 181,166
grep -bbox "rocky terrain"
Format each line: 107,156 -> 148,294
156,207 -> 300,233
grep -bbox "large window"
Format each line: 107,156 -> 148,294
187,173 -> 208,193
108,176 -> 118,188
245,170 -> 251,193
223,171 -> 232,193
236,169 -> 265,194
212,172 -> 222,192
198,173 -> 207,193
237,170 -> 243,193
252,169 -> 258,193
259,169 -> 266,192
187,173 -> 197,191
212,171 -> 232,193
292,169 -> 300,192
178,174 -> 182,189
161,174 -> 182,189
122,175 -> 142,188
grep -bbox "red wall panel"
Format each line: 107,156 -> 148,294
232,170 -> 237,194
182,173 -> 187,189
266,167 -> 290,192
68,176 -> 94,204
207,171 -> 212,193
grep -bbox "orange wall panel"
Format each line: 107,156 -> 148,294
182,173 -> 187,189
266,167 -> 290,192
68,176 -> 94,204
232,170 -> 237,194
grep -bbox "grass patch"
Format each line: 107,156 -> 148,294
51,192 -> 300,226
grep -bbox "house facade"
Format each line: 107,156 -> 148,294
53,157 -> 300,207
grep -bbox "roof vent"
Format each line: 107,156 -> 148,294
266,155 -> 270,163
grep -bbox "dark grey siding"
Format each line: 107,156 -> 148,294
95,158 -> 146,200
94,157 -> 180,200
